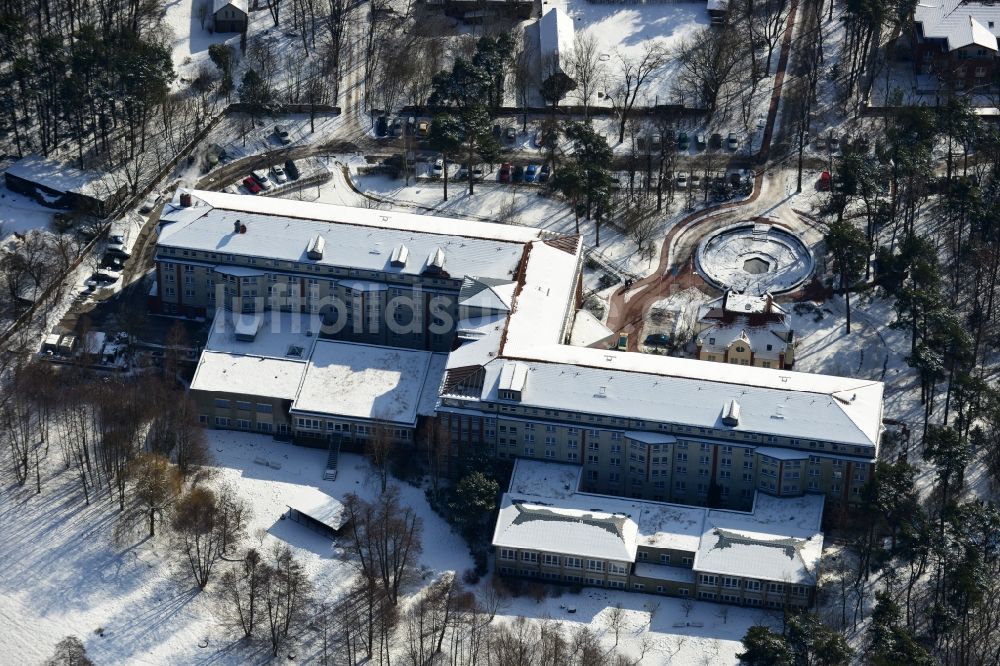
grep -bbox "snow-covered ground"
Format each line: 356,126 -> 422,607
0,430 -> 777,664
162,0 -> 243,86
0,186 -> 61,240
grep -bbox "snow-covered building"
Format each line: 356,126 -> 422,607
493,459 -> 823,605
213,0 -> 248,33
4,155 -> 126,217
538,7 -> 575,79
162,191 -> 884,513
912,0 -> 1000,90
695,291 -> 795,368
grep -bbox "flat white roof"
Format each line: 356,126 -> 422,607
569,309 -> 614,348
5,154 -> 112,198
206,311 -> 320,360
493,493 -> 640,562
191,351 -> 306,401
694,493 -> 825,584
508,458 -> 582,499
292,341 -> 444,426
633,562 -> 697,583
158,191 -> 542,282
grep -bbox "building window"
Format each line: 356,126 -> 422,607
659,554 -> 670,565
587,560 -> 604,572
700,574 -> 718,586
521,552 -> 537,563
214,416 -> 229,427
564,557 -> 582,569
723,577 -> 740,588
543,554 -> 560,567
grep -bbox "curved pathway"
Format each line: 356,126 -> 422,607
606,0 -> 804,351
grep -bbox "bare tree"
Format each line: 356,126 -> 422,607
674,27 -> 743,119
607,602 -> 626,647
342,488 -> 423,605
219,548 -> 265,638
115,453 -> 181,541
607,43 -> 669,144
571,33 -> 605,119
172,486 -> 225,589
262,544 -> 312,656
364,419 -> 395,493
44,636 -> 94,666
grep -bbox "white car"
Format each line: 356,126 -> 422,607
690,174 -> 702,189
272,165 -> 288,183
224,184 -> 240,195
432,159 -> 444,176
676,171 -> 689,188
251,170 -> 273,190
139,194 -> 158,213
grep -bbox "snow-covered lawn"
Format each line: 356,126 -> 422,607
0,186 -> 59,240
0,430 -> 779,664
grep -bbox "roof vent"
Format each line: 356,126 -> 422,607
722,399 -> 741,426
390,243 -> 409,267
307,234 -> 325,260
427,247 -> 445,272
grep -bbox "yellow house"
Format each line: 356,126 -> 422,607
696,292 -> 795,369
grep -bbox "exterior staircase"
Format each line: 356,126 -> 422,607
752,222 -> 769,240
323,436 -> 341,481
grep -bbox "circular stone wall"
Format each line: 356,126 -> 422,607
695,222 -> 814,294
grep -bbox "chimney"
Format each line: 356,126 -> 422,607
179,191 -> 192,207
240,223 -> 247,234
233,220 -> 241,234
722,290 -> 729,311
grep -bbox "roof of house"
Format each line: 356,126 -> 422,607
191,351 -> 307,401
157,190 -> 545,282
697,323 -> 790,359
538,7 -> 575,74
213,0 -> 248,14
915,0 -> 1000,51
508,458 -> 582,499
288,487 -> 347,530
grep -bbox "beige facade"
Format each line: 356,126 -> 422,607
439,404 -> 872,510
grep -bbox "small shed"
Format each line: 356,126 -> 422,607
286,488 -> 349,540
213,0 -> 248,33
4,155 -> 125,217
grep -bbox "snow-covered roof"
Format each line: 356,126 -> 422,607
466,355 -> 883,449
694,493 -> 824,584
292,341 -> 444,426
633,562 -> 697,583
539,7 -> 575,75
206,310 -> 320,360
458,277 -> 515,313
706,0 -> 728,11
288,487 -> 347,530
493,493 -> 640,562
191,351 -> 306,401
569,309 -> 615,348
915,0 -> 1000,52
5,155 -> 113,198
158,191 -> 545,282
213,0 -> 247,14
508,458 -> 582,498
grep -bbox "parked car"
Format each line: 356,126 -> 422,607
644,333 -> 670,347
651,133 -> 662,152
406,116 -> 416,135
710,132 -> 723,149
107,234 -> 127,256
272,165 -> 288,183
252,170 -> 273,190
524,164 -> 539,182
391,118 -> 403,137
492,124 -> 503,140
512,164 -> 525,182
499,162 -> 513,183
677,131 -> 690,151
505,127 -> 517,144
417,120 -> 430,137
285,159 -> 300,180
274,125 -> 291,145
814,135 -> 826,151
432,158 -> 444,176
616,334 -> 628,351
539,164 -> 551,183
472,166 -> 485,181
375,116 -> 388,137
829,134 -> 840,152
243,176 -> 262,194
457,165 -> 469,180
695,133 -> 706,150
676,171 -> 689,188
690,173 -> 702,189
727,132 -> 739,150
138,193 -> 158,213
223,184 -> 240,195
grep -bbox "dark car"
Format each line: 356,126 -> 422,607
375,116 -> 388,137
709,132 -> 723,149
505,127 -> 517,144
644,333 -> 670,347
539,164 -> 551,183
284,159 -> 300,180
524,164 -> 539,183
512,165 -> 525,182
499,162 -> 513,183
677,131 -> 690,151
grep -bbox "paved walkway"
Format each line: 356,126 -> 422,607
606,0 -> 804,351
